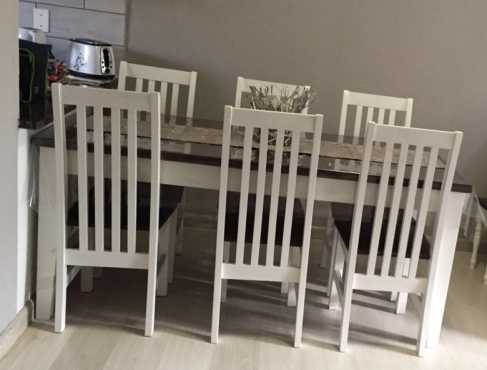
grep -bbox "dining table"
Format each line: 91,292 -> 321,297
31,110 -> 472,349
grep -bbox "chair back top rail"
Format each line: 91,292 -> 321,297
339,90 -> 414,138
118,61 -> 197,118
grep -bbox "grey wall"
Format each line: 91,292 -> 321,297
127,0 -> 487,195
19,0 -> 127,61
0,0 -> 19,333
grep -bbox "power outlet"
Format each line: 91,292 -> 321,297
33,8 -> 49,33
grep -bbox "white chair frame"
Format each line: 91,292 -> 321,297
211,106 -> 323,347
325,90 -> 415,308
235,76 -> 311,114
53,84 -> 168,336
329,122 -> 462,355
119,61 -> 198,265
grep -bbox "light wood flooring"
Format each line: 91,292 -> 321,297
2,213 -> 487,370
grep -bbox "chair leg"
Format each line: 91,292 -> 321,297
287,247 -> 300,307
463,194 -> 473,238
338,286 -> 353,352
327,229 -> 338,297
54,260 -> 67,333
156,224 -> 170,297
167,212 -> 177,284
321,210 -> 335,268
221,242 -> 230,302
294,277 -> 307,347
80,267 -> 94,293
416,293 -> 429,357
484,264 -> 487,285
329,236 -> 343,310
145,247 -> 158,337
471,217 -> 482,269
395,259 -> 410,314
211,276 -> 223,344
176,197 -> 185,255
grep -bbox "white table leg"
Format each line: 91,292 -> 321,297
35,148 -> 58,320
425,192 -> 466,348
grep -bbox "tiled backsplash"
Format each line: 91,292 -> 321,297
19,0 -> 127,62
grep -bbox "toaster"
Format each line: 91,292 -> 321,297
67,38 -> 116,80
18,27 -> 47,44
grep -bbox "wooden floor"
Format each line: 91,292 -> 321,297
2,214 -> 487,369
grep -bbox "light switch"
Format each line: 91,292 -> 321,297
33,8 -> 49,33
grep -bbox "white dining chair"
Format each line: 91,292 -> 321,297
211,106 -> 323,347
326,90 -> 415,311
328,122 -> 463,355
118,61 -> 198,274
235,76 -> 311,113
235,76 -> 320,295
52,83 -> 174,336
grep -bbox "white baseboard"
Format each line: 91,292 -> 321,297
0,301 -> 32,361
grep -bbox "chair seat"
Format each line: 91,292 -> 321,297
224,192 -> 305,246
332,203 -> 431,259
67,187 -> 176,231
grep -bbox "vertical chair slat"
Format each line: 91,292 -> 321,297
93,106 -> 104,252
388,110 -> 396,125
111,108 -> 121,253
135,78 -> 143,92
117,62 -> 127,91
353,106 -> 363,138
159,82 -> 168,115
338,91 -> 349,137
266,128 -> 285,266
377,108 -> 385,125
408,146 -> 439,278
127,109 -> 138,255
186,72 -> 197,117
147,80 -> 155,93
171,83 -> 179,116
380,143 -> 408,276
394,145 -> 424,275
366,107 -> 374,129
235,126 -> 253,265
280,131 -> 300,268
366,141 -> 393,275
251,127 -> 268,265
294,115 -> 323,347
349,124 -> 376,275
76,105 -> 89,252
405,99 -> 414,127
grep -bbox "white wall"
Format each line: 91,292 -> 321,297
0,0 -> 19,332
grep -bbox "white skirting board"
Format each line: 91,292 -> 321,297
0,301 -> 32,361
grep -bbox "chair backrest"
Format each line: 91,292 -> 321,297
216,106 -> 323,274
338,90 -> 414,138
118,61 -> 197,118
347,122 -> 462,282
235,76 -> 311,114
52,83 -> 161,268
